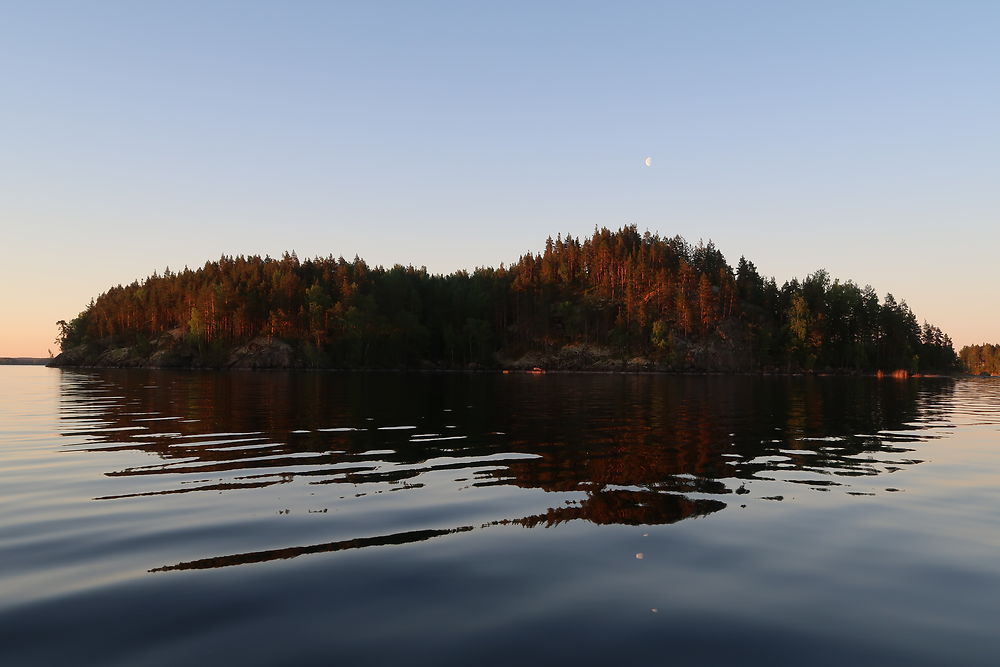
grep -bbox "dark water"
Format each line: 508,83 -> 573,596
3,367 -> 1000,665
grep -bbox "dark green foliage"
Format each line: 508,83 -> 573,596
56,226 -> 959,372
54,306 -> 92,350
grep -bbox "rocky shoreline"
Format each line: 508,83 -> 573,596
47,329 -> 739,372
50,331 -> 303,370
48,336 -> 955,376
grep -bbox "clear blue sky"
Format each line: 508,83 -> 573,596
2,1 -> 998,356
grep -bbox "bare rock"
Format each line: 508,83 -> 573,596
227,337 -> 299,369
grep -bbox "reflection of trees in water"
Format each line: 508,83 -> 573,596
151,526 -> 475,572
60,371 -> 955,499
494,490 -> 726,528
59,370 -> 955,568
492,375 -> 953,499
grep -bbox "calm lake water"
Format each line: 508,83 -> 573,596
3,366 -> 1000,665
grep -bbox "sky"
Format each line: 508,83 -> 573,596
2,1 -> 998,356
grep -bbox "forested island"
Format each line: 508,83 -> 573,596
51,226 -> 959,373
958,344 -> 1000,376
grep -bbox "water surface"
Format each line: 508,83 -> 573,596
3,367 -> 1000,665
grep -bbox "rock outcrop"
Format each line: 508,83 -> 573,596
49,333 -> 304,370
226,337 -> 300,369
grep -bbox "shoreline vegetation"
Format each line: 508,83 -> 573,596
51,226 -> 961,374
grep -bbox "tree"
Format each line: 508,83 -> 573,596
697,273 -> 717,335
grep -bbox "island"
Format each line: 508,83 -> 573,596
50,226 -> 960,374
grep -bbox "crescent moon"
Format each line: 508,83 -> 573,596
644,157 -> 653,167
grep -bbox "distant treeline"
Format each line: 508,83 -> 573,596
958,344 -> 1000,375
55,226 -> 959,372
0,358 -> 49,365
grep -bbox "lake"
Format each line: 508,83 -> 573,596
3,366 -> 1000,665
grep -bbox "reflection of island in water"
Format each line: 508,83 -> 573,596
59,370 -> 954,570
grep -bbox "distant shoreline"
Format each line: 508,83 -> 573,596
0,358 -> 50,366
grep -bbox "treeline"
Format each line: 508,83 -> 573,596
958,344 -> 1000,375
55,225 -> 959,372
